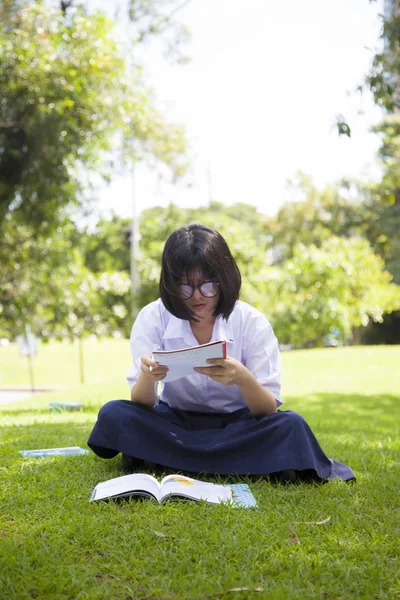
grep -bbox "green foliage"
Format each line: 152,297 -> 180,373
80,215 -> 131,273
351,158 -> 400,287
265,174 -> 375,264
0,214 -> 131,341
3,191 -> 400,346
338,4 -> 400,215
364,195 -> 400,285
366,9 -> 400,113
376,204 -> 400,283
260,174 -> 400,344
264,174 -> 400,303
131,201 -> 400,346
128,0 -> 193,64
335,114 -> 351,137
338,5 -> 400,132
51,268 -> 131,339
0,0 -> 189,341
0,214 -> 73,338
270,236 -> 400,347
5,196 -> 397,347
372,115 -> 400,205
0,0 -> 187,226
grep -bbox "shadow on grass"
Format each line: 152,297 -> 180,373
0,403 -> 105,418
0,419 -> 337,496
2,391 -> 399,418
1,393 -> 399,483
285,392 -> 400,426
1,392 -> 399,442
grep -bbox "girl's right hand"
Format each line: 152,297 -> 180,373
140,355 -> 168,382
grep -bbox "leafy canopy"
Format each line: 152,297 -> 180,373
0,0 -> 187,226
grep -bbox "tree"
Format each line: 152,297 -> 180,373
127,0 -> 193,63
336,1 -> 400,343
365,0 -> 400,114
0,1 -> 187,227
134,204 -> 400,348
59,0 -> 194,64
80,215 -> 131,274
336,1 -> 400,136
0,213 -> 131,341
264,170 -> 400,344
264,174 -> 376,264
5,200 -> 398,349
74,199 -> 400,347
269,237 -> 400,347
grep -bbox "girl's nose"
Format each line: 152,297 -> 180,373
192,287 -> 203,300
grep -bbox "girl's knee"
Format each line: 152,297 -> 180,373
279,410 -> 307,427
97,399 -> 127,424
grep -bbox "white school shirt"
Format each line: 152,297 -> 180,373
126,298 -> 282,413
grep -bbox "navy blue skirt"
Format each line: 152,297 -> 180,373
87,400 -> 355,481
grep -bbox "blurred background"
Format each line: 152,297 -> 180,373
1,0 -> 400,393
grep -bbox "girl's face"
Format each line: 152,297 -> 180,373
177,271 -> 220,321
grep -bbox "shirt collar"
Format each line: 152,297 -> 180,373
163,314 -> 189,340
214,314 -> 235,343
163,312 -> 235,344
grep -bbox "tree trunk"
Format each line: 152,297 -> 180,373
351,327 -> 361,345
78,337 -> 85,385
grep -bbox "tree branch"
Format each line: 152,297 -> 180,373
138,0 -> 194,41
60,0 -> 74,15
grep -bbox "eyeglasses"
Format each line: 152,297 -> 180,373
177,281 -> 220,299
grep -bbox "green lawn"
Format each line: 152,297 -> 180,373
1,344 -> 399,599
0,338 -> 131,388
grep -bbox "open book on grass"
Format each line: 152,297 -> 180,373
90,474 -> 257,507
90,473 -> 233,504
153,340 -> 226,382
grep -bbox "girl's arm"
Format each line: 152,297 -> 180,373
194,357 -> 278,417
235,364 -> 278,416
130,355 -> 168,407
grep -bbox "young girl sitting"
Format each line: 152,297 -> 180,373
88,223 -> 355,482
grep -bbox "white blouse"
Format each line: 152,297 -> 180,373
126,299 -> 282,413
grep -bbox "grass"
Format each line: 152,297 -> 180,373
0,338 -> 130,388
1,344 -> 400,599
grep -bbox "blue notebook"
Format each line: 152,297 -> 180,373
230,484 -> 258,508
49,402 -> 84,412
20,446 -> 89,458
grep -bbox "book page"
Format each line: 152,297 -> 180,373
90,473 -> 161,502
159,474 -> 232,504
153,340 -> 226,382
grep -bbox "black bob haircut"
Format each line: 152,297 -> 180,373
159,223 -> 242,321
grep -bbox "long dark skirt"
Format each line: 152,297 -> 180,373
87,400 -> 355,481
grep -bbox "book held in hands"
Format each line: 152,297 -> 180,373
152,340 -> 226,382
89,473 -> 257,508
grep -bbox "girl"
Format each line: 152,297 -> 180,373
88,224 -> 355,482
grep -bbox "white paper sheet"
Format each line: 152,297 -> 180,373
90,473 -> 161,501
159,474 -> 232,504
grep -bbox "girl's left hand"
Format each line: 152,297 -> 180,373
194,356 -> 248,386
